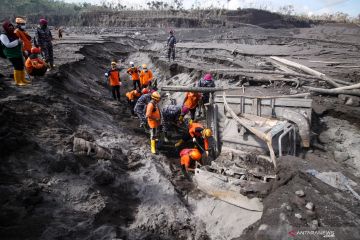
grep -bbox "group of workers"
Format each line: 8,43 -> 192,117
1,19 -> 210,177
0,18 -> 55,86
105,56 -> 216,176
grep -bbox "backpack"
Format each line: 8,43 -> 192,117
199,79 -> 215,88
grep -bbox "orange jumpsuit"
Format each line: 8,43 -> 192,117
146,100 -> 161,129
108,69 -> 121,86
126,90 -> 141,101
14,29 -> 32,55
183,92 -> 202,110
184,122 -> 209,151
107,68 -> 121,101
140,69 -> 153,87
180,149 -> 201,172
127,67 -> 140,81
126,90 -> 141,115
127,67 -> 141,90
25,55 -> 47,76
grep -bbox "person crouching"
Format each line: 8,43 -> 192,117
180,148 -> 202,178
25,47 -> 47,77
126,88 -> 142,116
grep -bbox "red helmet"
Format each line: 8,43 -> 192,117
31,47 -> 41,54
204,73 -> 212,81
141,88 -> 149,94
39,19 -> 48,25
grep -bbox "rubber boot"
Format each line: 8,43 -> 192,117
150,139 -> 156,154
14,70 -> 26,86
21,70 -> 30,84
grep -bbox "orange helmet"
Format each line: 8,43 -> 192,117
151,91 -> 161,101
189,149 -> 202,161
31,47 -> 41,54
15,18 -> 26,24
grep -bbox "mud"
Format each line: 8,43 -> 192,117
1,20 -> 360,240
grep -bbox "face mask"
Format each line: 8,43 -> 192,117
20,25 -> 26,30
41,24 -> 47,29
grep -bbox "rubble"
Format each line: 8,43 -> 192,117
334,151 -> 350,162
305,202 -> 314,211
295,190 -> 305,197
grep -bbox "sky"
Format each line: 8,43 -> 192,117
63,0 -> 360,17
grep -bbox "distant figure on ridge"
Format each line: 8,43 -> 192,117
58,27 -> 63,39
166,30 -> 176,62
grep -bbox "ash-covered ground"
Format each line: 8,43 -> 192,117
1,21 -> 360,240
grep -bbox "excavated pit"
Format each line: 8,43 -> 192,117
0,38 -> 266,240
1,23 -> 360,240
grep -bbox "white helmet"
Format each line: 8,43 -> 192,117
130,61 -> 134,67
104,73 -> 109,77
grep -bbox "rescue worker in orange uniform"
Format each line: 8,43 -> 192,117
180,148 -> 202,176
127,61 -> 141,90
126,88 -> 142,116
139,64 -> 153,89
25,47 -> 47,76
146,91 -> 161,154
14,18 -> 32,58
106,61 -> 122,101
175,121 -> 212,157
179,92 -> 202,121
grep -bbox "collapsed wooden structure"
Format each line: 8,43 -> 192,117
160,85 -> 312,167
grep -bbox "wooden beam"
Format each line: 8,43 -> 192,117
270,56 -> 341,88
213,68 -> 351,86
303,86 -> 360,97
161,86 -> 226,92
217,93 -> 311,99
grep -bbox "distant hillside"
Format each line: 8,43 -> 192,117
0,0 -> 86,18
0,1 -> 311,29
